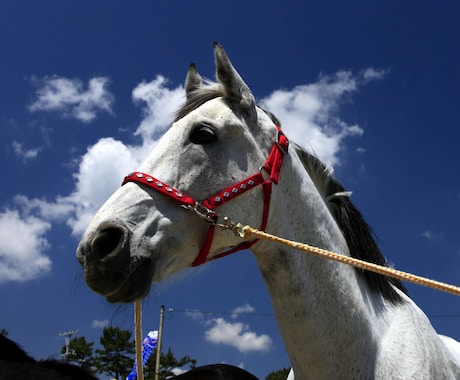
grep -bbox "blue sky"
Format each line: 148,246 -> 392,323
1,1 -> 460,378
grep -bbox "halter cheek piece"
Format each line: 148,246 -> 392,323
122,125 -> 289,267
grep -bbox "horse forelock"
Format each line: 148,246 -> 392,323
175,82 -> 226,122
175,81 -> 269,124
293,144 -> 408,303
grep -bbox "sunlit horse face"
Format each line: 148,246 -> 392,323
77,44 -> 277,303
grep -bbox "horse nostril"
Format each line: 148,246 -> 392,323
90,226 -> 126,259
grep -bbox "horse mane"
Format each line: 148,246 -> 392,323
174,85 -> 408,303
293,145 -> 408,303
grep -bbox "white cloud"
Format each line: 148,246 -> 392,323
184,309 -> 206,321
12,141 -> 40,160
92,319 -> 109,328
13,195 -> 74,222
29,76 -> 114,123
204,317 -> 272,353
13,138 -> 141,238
171,368 -> 187,376
362,68 -> 388,82
29,77 -> 183,238
260,69 -> 384,165
132,75 -> 185,143
231,303 -> 255,318
67,137 -> 140,236
184,305 -> 272,353
417,230 -> 445,242
419,230 -> 434,239
0,209 -> 52,283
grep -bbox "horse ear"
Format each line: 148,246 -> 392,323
185,63 -> 203,99
213,42 -> 257,121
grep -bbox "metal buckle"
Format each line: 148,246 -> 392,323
216,217 -> 245,237
276,130 -> 288,154
182,202 -> 217,224
259,166 -> 270,181
182,203 -> 243,236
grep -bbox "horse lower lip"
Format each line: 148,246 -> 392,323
106,258 -> 153,303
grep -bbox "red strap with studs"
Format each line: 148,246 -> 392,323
122,125 -> 288,267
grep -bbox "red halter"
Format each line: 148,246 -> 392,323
122,125 -> 289,267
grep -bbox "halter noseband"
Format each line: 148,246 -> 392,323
122,125 -> 289,267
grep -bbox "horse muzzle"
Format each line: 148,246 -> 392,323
77,221 -> 153,303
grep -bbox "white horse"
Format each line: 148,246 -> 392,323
77,43 -> 460,379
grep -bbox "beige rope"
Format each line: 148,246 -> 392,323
135,300 -> 144,380
241,225 -> 460,297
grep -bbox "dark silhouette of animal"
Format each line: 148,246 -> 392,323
174,364 -> 259,380
0,334 -> 97,380
1,335 -> 260,380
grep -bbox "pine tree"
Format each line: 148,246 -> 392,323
60,336 -> 95,372
94,326 -> 135,380
266,367 -> 291,380
143,347 -> 196,379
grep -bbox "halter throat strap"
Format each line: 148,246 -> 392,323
122,125 -> 289,267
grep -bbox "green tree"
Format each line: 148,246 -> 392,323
266,367 -> 291,380
61,336 -> 95,372
0,329 -> 8,337
94,326 -> 135,380
143,347 -> 196,380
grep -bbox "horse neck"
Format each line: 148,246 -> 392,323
251,155 -> 386,378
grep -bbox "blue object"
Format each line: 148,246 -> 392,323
126,331 -> 158,380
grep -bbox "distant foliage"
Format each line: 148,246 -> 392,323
60,336 -> 95,372
265,367 -> 290,380
94,326 -> 135,380
144,347 -> 197,379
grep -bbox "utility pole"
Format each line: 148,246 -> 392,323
154,305 -> 165,380
59,329 -> 78,362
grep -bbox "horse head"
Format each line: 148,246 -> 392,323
77,43 -> 281,303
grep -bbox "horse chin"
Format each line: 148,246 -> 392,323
105,257 -> 154,304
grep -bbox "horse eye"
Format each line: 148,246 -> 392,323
190,125 -> 217,144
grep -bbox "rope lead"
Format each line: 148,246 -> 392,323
240,225 -> 460,297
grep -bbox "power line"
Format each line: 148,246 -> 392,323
168,308 -> 273,317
